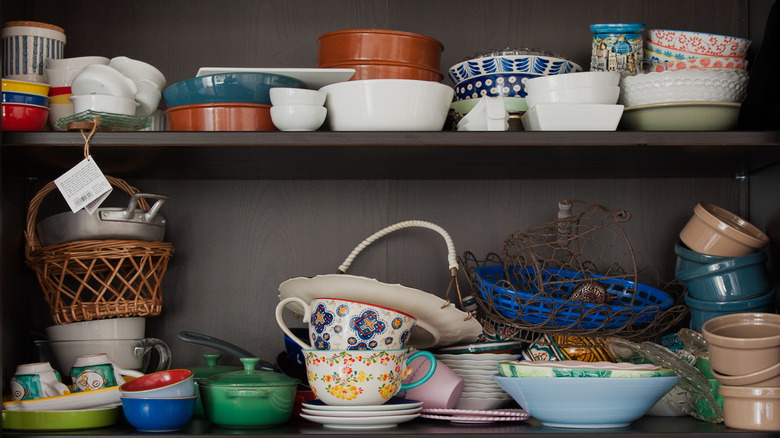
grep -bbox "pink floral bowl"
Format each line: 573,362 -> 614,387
646,29 -> 751,58
304,349 -> 436,406
648,56 -> 749,73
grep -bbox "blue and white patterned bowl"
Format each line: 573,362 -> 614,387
449,51 -> 582,101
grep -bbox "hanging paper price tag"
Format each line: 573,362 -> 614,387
54,156 -> 112,214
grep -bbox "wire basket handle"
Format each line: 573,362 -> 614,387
25,176 -> 150,260
337,220 -> 458,274
337,220 -> 470,317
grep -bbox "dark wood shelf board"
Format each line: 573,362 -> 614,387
3,131 -> 780,180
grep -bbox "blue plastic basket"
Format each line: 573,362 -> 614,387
472,265 -> 675,330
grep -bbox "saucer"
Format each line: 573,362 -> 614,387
2,386 -> 120,412
420,407 -> 529,424
300,413 -> 420,430
302,398 -> 423,411
301,406 -> 421,418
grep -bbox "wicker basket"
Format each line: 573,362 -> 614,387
25,176 -> 174,325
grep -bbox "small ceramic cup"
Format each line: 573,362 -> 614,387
401,356 -> 463,409
304,348 -> 436,406
10,362 -> 70,401
276,297 -> 417,351
70,353 -> 144,392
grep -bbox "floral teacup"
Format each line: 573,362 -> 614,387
304,348 -> 436,405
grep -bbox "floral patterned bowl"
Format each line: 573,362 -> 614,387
304,349 -> 436,406
646,29 -> 751,58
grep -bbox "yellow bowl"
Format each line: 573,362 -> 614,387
49,93 -> 73,105
1,79 -> 50,96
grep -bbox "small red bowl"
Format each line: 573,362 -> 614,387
120,369 -> 194,397
2,102 -> 50,131
49,86 -> 72,97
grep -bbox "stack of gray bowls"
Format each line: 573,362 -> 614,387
675,241 -> 776,331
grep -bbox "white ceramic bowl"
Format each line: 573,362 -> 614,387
525,85 -> 620,108
524,71 -> 620,94
619,70 -> 749,108
132,78 -> 163,116
45,56 -> 109,71
270,104 -> 327,131
44,68 -> 82,88
269,87 -> 326,106
47,102 -> 74,131
70,94 -> 140,115
521,103 -> 624,131
71,64 -> 138,99
320,79 -> 454,131
45,317 -> 146,341
108,56 -> 166,91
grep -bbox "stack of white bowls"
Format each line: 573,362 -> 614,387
269,87 -> 327,131
435,351 -> 517,410
43,56 -> 109,130
69,56 -> 165,124
521,71 -> 623,131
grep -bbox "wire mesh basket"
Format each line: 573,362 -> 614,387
461,200 -> 688,342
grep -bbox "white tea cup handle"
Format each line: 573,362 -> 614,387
275,297 -> 312,350
42,379 -> 71,397
113,365 -> 144,385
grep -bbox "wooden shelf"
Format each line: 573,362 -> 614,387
3,131 -> 780,180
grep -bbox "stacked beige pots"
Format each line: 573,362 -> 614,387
702,313 -> 780,431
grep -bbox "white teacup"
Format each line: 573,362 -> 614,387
70,353 -> 144,392
10,362 -> 70,401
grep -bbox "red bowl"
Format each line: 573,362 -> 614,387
2,102 -> 50,131
164,102 -> 276,131
319,61 -> 444,82
317,29 -> 443,71
49,86 -> 72,97
120,369 -> 194,392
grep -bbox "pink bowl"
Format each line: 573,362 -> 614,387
2,102 -> 49,131
648,56 -> 748,73
647,29 -> 751,58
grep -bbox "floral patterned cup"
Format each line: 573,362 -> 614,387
276,297 -> 417,350
304,348 -> 436,405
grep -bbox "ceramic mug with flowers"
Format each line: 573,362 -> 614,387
276,297 -> 417,350
304,348 -> 436,405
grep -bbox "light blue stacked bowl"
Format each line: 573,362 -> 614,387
674,241 -> 776,331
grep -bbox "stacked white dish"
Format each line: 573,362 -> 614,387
521,71 -> 623,131
299,398 -> 422,430
435,353 -> 517,410
269,87 -> 327,131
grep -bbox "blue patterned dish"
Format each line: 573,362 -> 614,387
449,50 -> 581,101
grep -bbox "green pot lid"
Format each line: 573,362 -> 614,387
200,357 -> 299,387
189,354 -> 243,380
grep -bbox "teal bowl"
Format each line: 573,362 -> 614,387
674,241 -> 729,276
685,290 -> 776,331
162,72 -> 304,108
677,249 -> 770,302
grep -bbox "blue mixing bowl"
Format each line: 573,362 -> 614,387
493,375 -> 680,428
2,90 -> 50,107
674,241 -> 729,276
120,395 -> 196,433
162,72 -> 304,108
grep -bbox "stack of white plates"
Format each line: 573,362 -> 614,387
300,399 -> 422,430
435,353 -> 518,410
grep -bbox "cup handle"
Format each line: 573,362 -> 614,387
275,297 -> 312,350
412,319 -> 441,348
42,379 -> 71,397
113,364 -> 145,383
399,350 -> 437,392
134,338 -> 172,373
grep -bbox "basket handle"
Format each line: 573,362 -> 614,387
337,220 -> 458,275
25,176 -> 150,260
